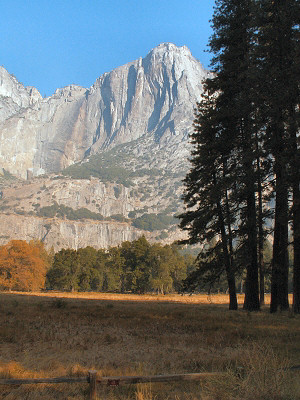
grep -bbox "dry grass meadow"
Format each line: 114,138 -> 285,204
0,291 -> 299,400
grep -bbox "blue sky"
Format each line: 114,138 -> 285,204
0,1 -> 215,97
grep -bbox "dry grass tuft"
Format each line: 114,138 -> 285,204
237,343 -> 290,398
202,343 -> 298,400
0,292 -> 299,399
0,361 -> 33,380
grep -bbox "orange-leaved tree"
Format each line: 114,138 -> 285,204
0,240 -> 50,291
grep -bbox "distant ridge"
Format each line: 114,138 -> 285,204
0,43 -> 209,179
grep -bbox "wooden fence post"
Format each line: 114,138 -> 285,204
89,370 -> 97,400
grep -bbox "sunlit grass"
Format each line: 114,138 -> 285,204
5,290 -> 293,305
0,292 -> 299,399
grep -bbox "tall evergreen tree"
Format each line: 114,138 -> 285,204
180,0 -> 266,310
180,0 -> 300,312
212,0 -> 262,311
258,0 -> 299,312
179,93 -> 238,309
288,1 -> 300,313
291,105 -> 300,312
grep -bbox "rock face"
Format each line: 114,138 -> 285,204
0,214 -> 142,251
0,66 -> 42,120
0,43 -> 208,249
0,170 -> 188,250
0,43 -> 208,179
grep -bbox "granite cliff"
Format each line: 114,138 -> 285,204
0,43 -> 208,249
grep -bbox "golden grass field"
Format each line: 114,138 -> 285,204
0,291 -> 299,400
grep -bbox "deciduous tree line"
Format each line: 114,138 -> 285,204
0,238 -> 194,294
179,0 -> 299,311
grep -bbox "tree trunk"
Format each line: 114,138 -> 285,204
293,182 -> 300,313
271,157 -> 290,312
242,129 -> 260,312
243,190 -> 260,311
270,117 -> 290,312
225,197 -> 238,310
256,150 -> 265,306
216,199 -> 238,310
290,107 -> 300,313
265,0 -> 293,313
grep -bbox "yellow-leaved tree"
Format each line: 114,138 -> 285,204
0,240 -> 50,291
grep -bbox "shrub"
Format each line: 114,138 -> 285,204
37,203 -> 105,221
114,186 -> 122,199
62,159 -> 134,186
132,213 -> 176,232
110,214 -> 129,223
157,231 -> 168,240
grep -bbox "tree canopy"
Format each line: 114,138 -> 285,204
46,237 -> 194,294
179,0 -> 300,312
0,240 -> 51,291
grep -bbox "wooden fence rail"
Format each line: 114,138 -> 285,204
0,376 -> 89,385
1,368 -> 299,400
0,371 -> 225,400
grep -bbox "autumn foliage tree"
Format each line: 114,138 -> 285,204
0,240 -> 49,291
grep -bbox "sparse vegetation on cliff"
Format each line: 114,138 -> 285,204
132,213 -> 176,232
37,202 -> 105,221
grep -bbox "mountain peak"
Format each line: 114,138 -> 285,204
143,43 -> 206,79
0,44 -> 209,179
151,42 -> 191,55
147,42 -> 193,61
0,66 -> 42,120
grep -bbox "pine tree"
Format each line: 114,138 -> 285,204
46,248 -> 80,291
180,0 -> 298,312
180,0 -> 268,310
258,0 -> 299,312
179,94 -> 238,310
213,0 -> 262,311
289,1 -> 300,313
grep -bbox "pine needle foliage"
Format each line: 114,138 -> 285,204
179,0 -> 300,312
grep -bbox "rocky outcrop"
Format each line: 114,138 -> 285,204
0,43 -> 208,179
0,172 -> 187,249
0,66 -> 42,120
0,214 -> 142,251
